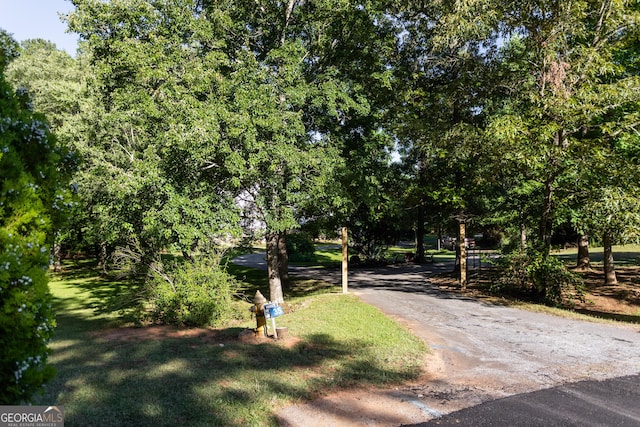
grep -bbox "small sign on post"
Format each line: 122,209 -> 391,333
263,302 -> 284,339
263,303 -> 284,319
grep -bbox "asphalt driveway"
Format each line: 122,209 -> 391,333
234,253 -> 640,425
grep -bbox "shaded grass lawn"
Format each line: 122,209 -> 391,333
35,259 -> 427,427
553,244 -> 640,266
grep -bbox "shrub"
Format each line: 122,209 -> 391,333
492,249 -> 584,307
146,253 -> 240,327
0,31 -> 69,403
286,232 -> 315,262
0,232 -> 56,404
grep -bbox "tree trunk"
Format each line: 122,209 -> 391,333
181,239 -> 198,263
539,178 -> 553,255
342,226 -> 348,294
415,204 -> 426,263
452,244 -> 460,276
280,0 -> 296,46
97,241 -> 108,275
266,231 -> 285,303
603,231 -> 617,285
520,213 -> 527,250
539,130 -> 564,255
52,231 -> 62,272
277,231 -> 289,291
181,251 -> 194,263
576,234 -> 591,271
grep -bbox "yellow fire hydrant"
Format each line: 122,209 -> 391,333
251,290 -> 268,336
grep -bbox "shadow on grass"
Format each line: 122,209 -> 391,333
572,309 -> 640,323
76,276 -> 145,321
228,262 -> 339,300
288,250 -> 342,268
51,263 -> 146,328
41,259 -> 419,426
37,309 -> 414,426
227,263 -> 269,291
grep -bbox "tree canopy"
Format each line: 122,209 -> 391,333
3,0 -> 638,318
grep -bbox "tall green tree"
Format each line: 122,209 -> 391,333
294,0 -> 402,261
208,0 -> 398,297
481,1 -> 639,294
0,29 -> 70,403
6,39 -> 83,133
392,2 -> 496,278
485,0 -> 640,253
67,0 -> 382,303
6,39 -> 86,268
394,1 -> 639,295
220,40 -> 341,301
67,0 -> 242,271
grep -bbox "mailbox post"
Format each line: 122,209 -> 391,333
263,302 -> 284,339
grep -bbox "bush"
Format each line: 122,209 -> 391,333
0,232 -> 56,404
286,232 -> 315,262
0,31 -> 68,403
146,253 -> 240,327
492,249 -> 584,307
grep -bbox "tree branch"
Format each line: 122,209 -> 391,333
280,0 -> 296,46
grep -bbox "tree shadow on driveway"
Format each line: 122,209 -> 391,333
290,260 -> 489,303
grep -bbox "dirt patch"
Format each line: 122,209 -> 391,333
574,267 -> 640,318
94,325 -> 223,343
277,386 -> 432,427
94,324 -> 302,349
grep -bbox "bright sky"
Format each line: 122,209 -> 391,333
0,0 -> 79,56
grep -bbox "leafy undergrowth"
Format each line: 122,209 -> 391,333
34,261 -> 427,427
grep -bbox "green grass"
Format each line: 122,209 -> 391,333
224,251 -> 338,300
35,259 -> 427,426
283,240 -> 457,268
554,244 -> 640,266
297,246 -> 344,266
281,294 -> 426,376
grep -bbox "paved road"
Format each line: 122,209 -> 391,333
416,374 -> 640,426
234,253 -> 640,425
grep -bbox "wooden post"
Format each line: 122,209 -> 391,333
271,317 -> 278,339
459,221 -> 467,291
342,226 -> 348,293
